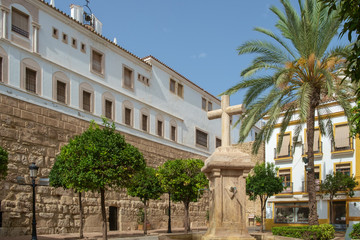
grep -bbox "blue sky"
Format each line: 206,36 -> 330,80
48,0 -> 349,105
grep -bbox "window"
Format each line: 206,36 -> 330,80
52,27 -> 58,39
137,73 -> 150,86
141,114 -> 148,132
333,123 -> 352,151
196,129 -> 208,148
79,82 -> 94,113
216,138 -> 222,148
52,72 -> 70,105
335,163 -> 351,176
304,128 -> 321,154
0,46 -> 8,84
104,100 -> 112,119
12,8 -> 29,38
157,120 -> 163,137
62,33 -> 68,44
275,203 -> 309,224
170,120 -> 177,142
125,108 -> 132,126
202,98 -> 207,110
303,165 -> 321,192
25,68 -> 37,93
275,132 -> 291,159
208,102 -> 212,111
123,66 -> 133,89
81,43 -> 86,53
82,91 -> 91,112
56,81 -> 66,103
72,38 -> 77,49
177,83 -> 183,98
21,58 -> 41,94
170,79 -> 184,98
170,79 -> 176,93
91,49 -> 104,75
279,169 -> 292,193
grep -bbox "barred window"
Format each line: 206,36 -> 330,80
125,108 -> 132,126
25,68 -> 36,93
82,91 -> 91,112
141,114 -> 148,132
92,50 -> 103,74
56,81 -> 66,103
157,120 -> 163,137
171,125 -> 176,141
105,100 -> 112,119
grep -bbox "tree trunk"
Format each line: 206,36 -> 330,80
143,200 -> 147,235
307,89 -> 320,225
183,201 -> 190,233
79,192 -> 84,239
329,197 -> 333,224
260,197 -> 264,233
100,188 -> 108,240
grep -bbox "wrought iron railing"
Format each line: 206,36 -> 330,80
281,182 -> 293,193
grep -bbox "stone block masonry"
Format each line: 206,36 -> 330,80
0,94 -> 263,236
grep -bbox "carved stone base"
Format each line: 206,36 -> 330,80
201,147 -> 255,240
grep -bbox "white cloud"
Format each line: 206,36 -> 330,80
191,52 -> 207,59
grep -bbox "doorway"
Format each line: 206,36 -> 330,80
109,206 -> 118,231
332,201 -> 346,231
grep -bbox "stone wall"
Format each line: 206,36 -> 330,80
0,93 -> 263,236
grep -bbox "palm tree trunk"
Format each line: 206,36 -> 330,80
307,91 -> 319,225
100,188 -> 108,240
143,200 -> 147,235
184,201 -> 190,233
79,192 -> 84,239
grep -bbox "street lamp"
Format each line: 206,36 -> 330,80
29,163 -> 38,240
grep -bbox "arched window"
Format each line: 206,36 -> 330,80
79,82 -> 94,113
102,92 -> 115,120
122,100 -> 134,127
20,58 -> 41,95
156,114 -> 164,138
52,71 -> 70,105
140,108 -> 150,132
170,119 -> 177,142
0,46 -> 9,84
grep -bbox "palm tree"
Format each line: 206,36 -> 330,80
224,0 -> 357,225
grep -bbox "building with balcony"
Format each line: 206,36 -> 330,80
264,101 -> 360,230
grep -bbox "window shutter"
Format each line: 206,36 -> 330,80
278,134 -> 290,157
335,124 -> 350,148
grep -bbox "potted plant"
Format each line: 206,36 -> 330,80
137,208 -> 145,230
255,215 -> 262,226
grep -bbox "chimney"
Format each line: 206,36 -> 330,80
50,0 -> 55,7
70,4 -> 84,23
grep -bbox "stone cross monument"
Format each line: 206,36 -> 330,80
202,95 -> 255,240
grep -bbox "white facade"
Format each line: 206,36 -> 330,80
0,0 -> 249,158
264,102 -> 360,229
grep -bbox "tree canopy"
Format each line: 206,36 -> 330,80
0,146 -> 8,180
127,167 -> 163,234
246,163 -> 283,232
51,119 -> 146,240
223,0 -> 357,225
157,158 -> 208,233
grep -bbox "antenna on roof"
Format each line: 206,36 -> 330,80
83,0 -> 93,25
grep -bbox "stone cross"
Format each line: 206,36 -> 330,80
207,95 -> 245,147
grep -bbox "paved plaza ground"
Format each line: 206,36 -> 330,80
0,227 -> 346,240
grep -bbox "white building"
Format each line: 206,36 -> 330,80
0,0 -> 261,235
264,101 -> 360,230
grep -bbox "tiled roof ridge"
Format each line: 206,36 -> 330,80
143,55 -> 221,103
38,0 -> 151,67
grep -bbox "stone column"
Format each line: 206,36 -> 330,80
32,22 -> 40,53
1,6 -> 9,39
202,147 -> 255,240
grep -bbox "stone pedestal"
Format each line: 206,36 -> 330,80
201,147 -> 255,240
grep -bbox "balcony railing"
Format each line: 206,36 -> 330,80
274,145 -> 291,159
302,141 -> 322,155
332,138 -> 353,152
302,180 -> 321,192
281,182 -> 293,193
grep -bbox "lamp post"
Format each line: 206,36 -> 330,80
29,162 -> 38,240
167,192 -> 171,233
